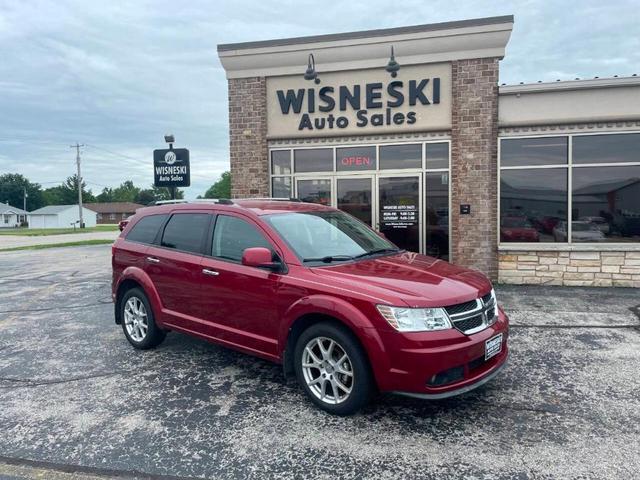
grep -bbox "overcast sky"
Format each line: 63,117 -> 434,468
0,0 -> 638,199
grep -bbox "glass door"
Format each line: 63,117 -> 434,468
425,172 -> 450,260
377,175 -> 422,253
296,178 -> 333,206
337,176 -> 373,226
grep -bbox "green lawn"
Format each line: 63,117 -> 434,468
0,239 -> 114,252
0,225 -> 119,236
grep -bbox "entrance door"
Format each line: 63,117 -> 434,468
337,177 -> 373,227
296,178 -> 332,206
377,175 -> 422,253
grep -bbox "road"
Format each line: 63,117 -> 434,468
0,245 -> 638,479
0,231 -> 119,249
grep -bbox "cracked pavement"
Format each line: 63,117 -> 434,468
0,245 -> 639,479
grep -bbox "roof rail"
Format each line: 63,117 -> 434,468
236,197 -> 302,202
152,199 -> 235,206
154,199 -> 189,205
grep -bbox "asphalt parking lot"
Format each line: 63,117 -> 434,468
0,245 -> 639,479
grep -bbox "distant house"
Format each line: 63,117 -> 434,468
28,205 -> 97,229
85,202 -> 144,224
0,202 -> 28,228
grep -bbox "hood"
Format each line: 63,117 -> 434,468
310,252 -> 492,308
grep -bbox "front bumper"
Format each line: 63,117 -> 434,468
370,308 -> 510,396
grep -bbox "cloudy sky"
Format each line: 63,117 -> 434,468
0,0 -> 638,198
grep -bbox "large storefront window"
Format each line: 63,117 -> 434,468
500,133 -> 640,244
269,141 -> 450,259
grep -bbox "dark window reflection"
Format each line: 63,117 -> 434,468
272,177 -> 291,198
572,165 -> 640,242
379,144 -> 422,170
271,150 -> 291,174
426,143 -> 449,169
501,137 -> 568,167
500,169 -> 568,242
294,149 -> 333,173
425,172 -> 449,260
337,178 -> 372,226
336,147 -> 376,171
297,179 -> 331,205
573,133 -> 640,164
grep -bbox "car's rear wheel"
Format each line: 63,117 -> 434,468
120,288 -> 166,349
294,322 -> 374,415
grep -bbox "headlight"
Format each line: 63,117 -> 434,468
376,305 -> 452,332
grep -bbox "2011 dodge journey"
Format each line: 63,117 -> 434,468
112,199 -> 509,415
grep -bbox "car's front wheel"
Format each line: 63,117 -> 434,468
120,288 -> 166,349
294,322 -> 374,415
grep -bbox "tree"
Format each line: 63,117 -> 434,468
0,173 -> 45,211
112,180 -> 140,202
204,171 -> 231,199
96,187 -> 115,203
135,185 -> 184,205
43,175 -> 95,205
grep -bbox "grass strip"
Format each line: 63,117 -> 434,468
0,239 -> 114,252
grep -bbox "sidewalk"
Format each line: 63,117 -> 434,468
0,231 -> 119,250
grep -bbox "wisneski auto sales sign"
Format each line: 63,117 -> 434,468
266,63 -> 451,138
153,148 -> 190,187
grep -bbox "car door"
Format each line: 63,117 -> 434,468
144,211 -> 212,328
199,213 -> 283,360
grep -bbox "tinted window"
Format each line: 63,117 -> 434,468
500,169 -> 568,242
573,133 -> 640,164
426,143 -> 449,169
126,214 -> 168,244
501,137 -> 568,166
297,179 -> 331,205
271,150 -> 291,174
425,172 -> 449,260
379,144 -> 421,169
294,149 -> 333,172
272,177 -> 292,198
572,165 -> 640,242
336,146 -> 376,171
212,215 -> 272,262
160,213 -> 210,253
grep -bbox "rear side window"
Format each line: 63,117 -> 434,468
126,214 -> 168,244
212,215 -> 272,262
161,213 -> 211,254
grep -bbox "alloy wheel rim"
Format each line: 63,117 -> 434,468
124,297 -> 148,342
302,336 -> 354,405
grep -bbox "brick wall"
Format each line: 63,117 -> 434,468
228,77 -> 269,198
499,250 -> 640,287
450,58 -> 500,280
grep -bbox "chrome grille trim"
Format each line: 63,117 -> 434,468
447,293 -> 497,335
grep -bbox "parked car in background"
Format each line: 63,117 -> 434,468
553,221 -> 606,242
118,217 -> 131,232
112,199 -> 509,415
500,216 -> 539,242
579,216 -> 610,235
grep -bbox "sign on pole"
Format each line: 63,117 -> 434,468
153,148 -> 190,188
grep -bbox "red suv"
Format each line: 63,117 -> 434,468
112,199 -> 509,415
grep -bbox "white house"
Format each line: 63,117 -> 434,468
0,202 -> 28,228
28,205 -> 97,229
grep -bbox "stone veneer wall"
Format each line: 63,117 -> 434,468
499,251 -> 640,287
451,58 -> 500,280
228,77 -> 269,198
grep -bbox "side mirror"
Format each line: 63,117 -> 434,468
241,247 -> 281,271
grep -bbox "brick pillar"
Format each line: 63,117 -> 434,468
450,58 -> 500,280
228,77 -> 268,198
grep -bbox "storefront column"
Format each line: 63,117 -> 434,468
450,58 -> 500,280
228,77 -> 269,198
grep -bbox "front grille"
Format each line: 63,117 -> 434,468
445,300 -> 478,315
482,292 -> 493,304
452,314 -> 484,333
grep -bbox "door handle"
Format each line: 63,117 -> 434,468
202,268 -> 219,277
146,256 -> 160,263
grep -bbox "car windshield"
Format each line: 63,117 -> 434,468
264,210 -> 399,263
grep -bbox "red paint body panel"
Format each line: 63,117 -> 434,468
112,200 -> 509,396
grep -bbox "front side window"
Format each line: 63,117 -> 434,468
126,214 -> 168,244
265,210 -> 396,263
160,213 -> 210,254
212,215 -> 272,262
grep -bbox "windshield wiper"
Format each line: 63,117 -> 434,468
303,255 -> 355,263
354,247 -> 401,259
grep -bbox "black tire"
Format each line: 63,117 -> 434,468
294,322 -> 374,415
120,288 -> 166,350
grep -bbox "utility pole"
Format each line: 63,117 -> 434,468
70,143 -> 85,228
23,187 -> 27,225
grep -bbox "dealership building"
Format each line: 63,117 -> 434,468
217,15 -> 640,287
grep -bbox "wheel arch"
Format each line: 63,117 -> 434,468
114,267 -> 163,326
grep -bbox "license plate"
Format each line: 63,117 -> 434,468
485,333 -> 503,361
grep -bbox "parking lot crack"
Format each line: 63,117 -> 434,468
0,371 -> 124,389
